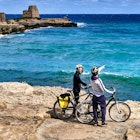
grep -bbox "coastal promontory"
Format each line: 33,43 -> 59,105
0,5 -> 77,35
0,82 -> 140,140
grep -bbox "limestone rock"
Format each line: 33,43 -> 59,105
7,19 -> 16,24
0,82 -> 139,140
126,129 -> 140,140
0,82 -> 34,94
0,24 -> 26,34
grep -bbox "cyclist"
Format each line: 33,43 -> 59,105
90,66 -> 114,125
73,64 -> 88,104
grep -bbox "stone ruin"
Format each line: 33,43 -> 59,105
0,13 -> 6,23
23,5 -> 40,18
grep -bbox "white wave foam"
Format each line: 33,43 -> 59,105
4,33 -> 25,39
25,29 -> 31,32
61,70 -> 90,75
61,70 -> 74,73
103,72 -> 123,76
47,26 -> 54,28
77,22 -> 86,27
82,72 -> 90,75
0,34 -> 6,38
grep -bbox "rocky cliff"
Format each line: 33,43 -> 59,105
0,82 -> 139,140
0,5 -> 77,35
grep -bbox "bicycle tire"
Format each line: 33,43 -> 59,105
75,102 -> 93,124
109,102 -> 131,122
53,100 -> 74,120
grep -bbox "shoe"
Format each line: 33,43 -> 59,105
102,122 -> 107,125
93,121 -> 99,126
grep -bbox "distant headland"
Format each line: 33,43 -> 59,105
0,5 -> 77,35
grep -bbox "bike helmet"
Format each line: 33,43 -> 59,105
91,66 -> 98,76
75,64 -> 83,69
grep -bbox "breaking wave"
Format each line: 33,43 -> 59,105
77,22 -> 86,27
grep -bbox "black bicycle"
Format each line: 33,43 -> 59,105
75,87 -> 131,124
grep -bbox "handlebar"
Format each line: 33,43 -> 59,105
110,87 -> 116,94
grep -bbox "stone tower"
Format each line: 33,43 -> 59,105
0,13 -> 6,23
23,5 -> 40,18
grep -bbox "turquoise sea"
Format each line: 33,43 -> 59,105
0,14 -> 140,101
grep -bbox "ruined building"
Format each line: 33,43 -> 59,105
23,5 -> 40,18
0,13 -> 6,23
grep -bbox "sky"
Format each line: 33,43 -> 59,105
0,0 -> 140,14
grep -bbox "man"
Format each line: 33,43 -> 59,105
90,66 -> 114,125
73,64 -> 88,104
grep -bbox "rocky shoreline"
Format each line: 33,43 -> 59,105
0,82 -> 139,140
0,5 -> 77,35
0,18 -> 77,35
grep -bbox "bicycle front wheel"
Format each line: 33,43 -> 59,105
75,102 -> 93,124
53,100 -> 74,120
109,102 -> 131,122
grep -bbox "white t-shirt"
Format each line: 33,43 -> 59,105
90,77 -> 113,97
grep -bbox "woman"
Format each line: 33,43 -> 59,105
90,66 -> 114,125
73,64 -> 88,104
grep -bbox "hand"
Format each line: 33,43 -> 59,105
113,91 -> 116,94
87,84 -> 91,87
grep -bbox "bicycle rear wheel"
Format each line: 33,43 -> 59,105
53,100 -> 74,120
75,102 -> 93,124
109,102 -> 131,122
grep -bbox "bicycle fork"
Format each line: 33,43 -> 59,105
114,100 -> 121,114
107,98 -> 121,114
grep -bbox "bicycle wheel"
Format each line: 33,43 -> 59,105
75,102 -> 93,124
109,102 -> 131,122
53,100 -> 74,120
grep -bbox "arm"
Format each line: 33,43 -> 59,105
98,78 -> 114,94
76,74 -> 87,86
98,65 -> 105,74
80,79 -> 87,86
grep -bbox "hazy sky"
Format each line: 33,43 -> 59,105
0,0 -> 140,14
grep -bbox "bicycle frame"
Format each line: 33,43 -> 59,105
67,88 -> 92,107
106,93 -> 122,114
106,95 -> 117,107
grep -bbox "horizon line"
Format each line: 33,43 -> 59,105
5,13 -> 140,15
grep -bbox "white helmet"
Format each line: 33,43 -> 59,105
91,66 -> 98,75
91,65 -> 105,75
75,64 -> 83,69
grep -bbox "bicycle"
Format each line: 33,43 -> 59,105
75,87 -> 131,124
53,88 -> 91,120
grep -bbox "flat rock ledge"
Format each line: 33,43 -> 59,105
0,17 -> 77,35
0,82 -> 140,140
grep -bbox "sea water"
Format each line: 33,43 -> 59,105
0,14 -> 140,101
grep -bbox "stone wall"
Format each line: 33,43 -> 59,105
23,5 -> 40,18
0,13 -> 6,22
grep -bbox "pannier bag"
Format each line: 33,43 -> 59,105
58,93 -> 70,109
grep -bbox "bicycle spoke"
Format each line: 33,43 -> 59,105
76,103 -> 93,124
54,100 -> 74,119
109,102 -> 131,122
